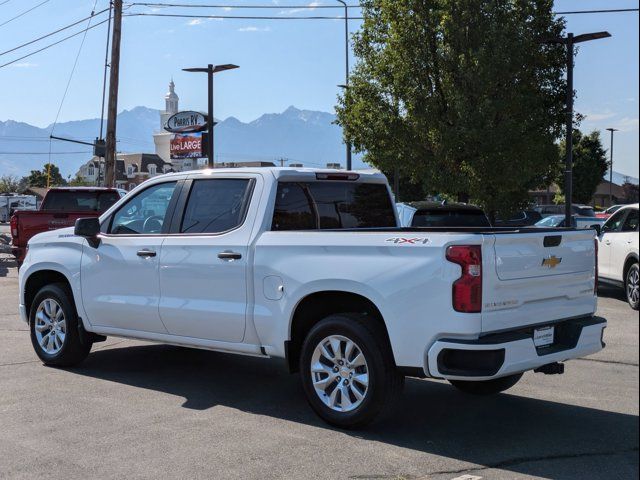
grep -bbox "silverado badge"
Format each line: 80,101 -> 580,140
542,255 -> 562,269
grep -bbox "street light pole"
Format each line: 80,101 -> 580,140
606,127 -> 618,206
336,0 -> 352,170
541,31 -> 611,226
183,64 -> 239,169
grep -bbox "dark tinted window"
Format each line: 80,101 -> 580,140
411,209 -> 490,227
622,209 -> 639,232
181,179 -> 252,234
43,190 -> 120,212
272,181 -> 396,230
603,209 -> 627,233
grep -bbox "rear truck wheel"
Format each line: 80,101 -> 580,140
450,373 -> 523,395
29,283 -> 92,367
625,263 -> 639,310
299,313 -> 403,429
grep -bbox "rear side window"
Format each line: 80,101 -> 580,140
43,191 -> 120,212
272,181 -> 396,230
180,179 -> 252,234
622,209 -> 639,232
411,210 -> 490,227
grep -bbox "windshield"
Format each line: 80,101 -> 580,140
536,216 -> 563,227
411,209 -> 491,227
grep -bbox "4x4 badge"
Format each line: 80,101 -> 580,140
386,237 -> 429,245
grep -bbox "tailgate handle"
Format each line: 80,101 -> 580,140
543,235 -> 562,248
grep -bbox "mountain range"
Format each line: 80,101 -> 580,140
0,106 -> 366,179
1,107 -> 637,186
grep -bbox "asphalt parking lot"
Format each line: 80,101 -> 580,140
0,223 -> 638,480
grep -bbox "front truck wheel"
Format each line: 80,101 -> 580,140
625,263 -> 639,310
449,373 -> 523,395
299,313 -> 403,429
29,283 -> 92,367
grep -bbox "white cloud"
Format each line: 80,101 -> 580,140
238,26 -> 271,32
583,111 -> 615,122
187,18 -> 204,26
10,62 -> 38,68
280,1 -> 320,15
615,117 -> 639,132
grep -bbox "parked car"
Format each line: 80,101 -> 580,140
595,203 -> 639,309
397,201 -> 491,227
534,204 -> 597,218
19,168 -> 605,428
493,210 -> 543,227
10,187 -> 126,264
535,215 -> 606,230
596,204 -> 625,219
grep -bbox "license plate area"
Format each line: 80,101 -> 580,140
534,326 -> 555,347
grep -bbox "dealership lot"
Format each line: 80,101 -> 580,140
0,224 -> 637,480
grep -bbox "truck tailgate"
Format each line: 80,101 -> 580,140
482,229 -> 597,333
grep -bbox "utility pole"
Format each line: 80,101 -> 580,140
104,0 -> 123,188
336,0 -> 352,170
541,31 -> 611,227
606,127 -> 618,206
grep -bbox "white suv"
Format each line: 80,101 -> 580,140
596,203 -> 639,309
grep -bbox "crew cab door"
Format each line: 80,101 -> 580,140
158,175 -> 259,342
80,181 -> 181,333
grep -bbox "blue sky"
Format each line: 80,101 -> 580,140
1,0 -> 638,177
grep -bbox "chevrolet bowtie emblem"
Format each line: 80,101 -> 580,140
542,255 -> 562,269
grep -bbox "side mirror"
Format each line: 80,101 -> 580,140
591,224 -> 602,236
75,217 -> 101,248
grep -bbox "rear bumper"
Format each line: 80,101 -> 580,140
426,316 -> 606,380
11,246 -> 25,262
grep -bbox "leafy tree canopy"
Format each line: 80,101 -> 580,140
558,130 -> 609,204
336,0 -> 568,216
26,164 -> 67,188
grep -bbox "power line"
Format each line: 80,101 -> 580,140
128,2 -> 361,8
126,12 -> 361,20
0,0 -> 12,6
0,8 -> 110,57
50,1 -> 101,137
556,8 -> 639,15
0,151 -> 92,154
0,18 -> 109,69
0,0 -> 49,28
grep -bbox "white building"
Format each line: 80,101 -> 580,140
153,79 -> 179,165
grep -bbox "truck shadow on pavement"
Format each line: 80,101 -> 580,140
72,343 -> 639,479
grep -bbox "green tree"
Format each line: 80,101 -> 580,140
558,130 -> 608,204
0,175 -> 21,193
26,163 -> 66,188
336,0 -> 567,218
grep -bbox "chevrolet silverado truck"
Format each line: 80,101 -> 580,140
10,187 -> 125,264
18,168 -> 605,427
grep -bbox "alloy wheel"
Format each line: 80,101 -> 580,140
627,268 -> 639,305
310,335 -> 369,412
34,298 -> 66,355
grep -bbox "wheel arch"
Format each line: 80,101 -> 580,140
285,290 -> 394,373
23,269 -> 73,321
623,253 -> 639,280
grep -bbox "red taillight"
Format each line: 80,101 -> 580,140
594,238 -> 598,295
10,215 -> 18,238
446,245 -> 482,313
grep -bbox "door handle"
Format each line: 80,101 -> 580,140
604,241 -> 611,245
218,251 -> 242,260
137,249 -> 157,258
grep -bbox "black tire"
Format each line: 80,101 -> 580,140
450,373 -> 523,395
29,283 -> 92,367
299,313 -> 403,429
625,263 -> 639,311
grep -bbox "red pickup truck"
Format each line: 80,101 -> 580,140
10,187 -> 126,264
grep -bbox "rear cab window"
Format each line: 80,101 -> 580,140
411,209 -> 490,227
42,190 -> 120,212
272,181 -> 396,230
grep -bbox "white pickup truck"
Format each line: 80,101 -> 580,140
19,168 -> 605,427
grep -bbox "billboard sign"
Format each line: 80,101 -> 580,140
170,132 -> 203,159
164,111 -> 208,133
